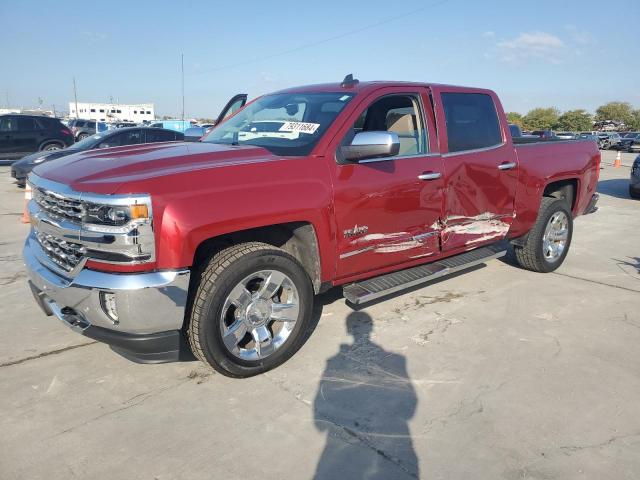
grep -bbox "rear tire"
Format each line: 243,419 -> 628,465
514,197 -> 573,273
77,133 -> 88,141
630,186 -> 640,199
187,242 -> 314,378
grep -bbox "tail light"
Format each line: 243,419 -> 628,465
61,127 -> 72,136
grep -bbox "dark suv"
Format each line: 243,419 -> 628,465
0,114 -> 74,160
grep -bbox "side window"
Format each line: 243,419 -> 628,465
97,130 -> 143,147
0,117 -> 16,132
441,93 -> 502,153
88,121 -> 96,129
145,129 -> 175,143
17,117 -> 36,131
121,130 -> 142,145
344,94 -> 427,158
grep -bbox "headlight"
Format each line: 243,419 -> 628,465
82,202 -> 149,227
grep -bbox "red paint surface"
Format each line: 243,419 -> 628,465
34,82 -> 600,285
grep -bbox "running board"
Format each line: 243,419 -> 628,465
343,243 -> 506,305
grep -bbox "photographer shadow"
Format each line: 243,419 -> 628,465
312,311 -> 419,479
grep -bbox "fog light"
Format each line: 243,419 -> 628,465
99,291 -> 119,325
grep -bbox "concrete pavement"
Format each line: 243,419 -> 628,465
0,150 -> 638,479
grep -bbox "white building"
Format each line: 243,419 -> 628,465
69,102 -> 155,123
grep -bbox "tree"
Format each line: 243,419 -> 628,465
629,110 -> 640,131
555,109 -> 593,132
506,112 -> 524,127
523,107 -> 560,131
595,102 -> 634,125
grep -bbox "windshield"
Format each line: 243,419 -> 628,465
202,92 -> 355,156
72,131 -> 110,150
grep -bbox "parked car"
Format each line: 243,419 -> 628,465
555,132 -> 577,139
597,132 -> 621,150
11,127 -> 182,186
531,130 -> 555,139
0,114 -> 74,160
508,124 -> 523,138
111,122 -> 138,129
628,136 -> 640,153
618,132 -> 640,151
24,78 -> 600,377
67,119 -> 108,141
148,120 -> 195,133
631,155 -> 640,199
184,126 -> 206,142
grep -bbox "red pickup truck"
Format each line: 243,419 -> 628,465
24,76 -> 600,377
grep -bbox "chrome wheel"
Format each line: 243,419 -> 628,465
44,144 -> 61,151
542,211 -> 569,262
220,270 -> 300,361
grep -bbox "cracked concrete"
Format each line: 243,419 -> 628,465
1,151 -> 640,479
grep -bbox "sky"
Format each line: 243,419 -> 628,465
1,0 -> 639,118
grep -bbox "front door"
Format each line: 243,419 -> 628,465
0,116 -> 16,156
329,88 -> 444,279
433,88 -> 518,252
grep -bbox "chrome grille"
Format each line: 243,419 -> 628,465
33,187 -> 83,223
35,232 -> 86,272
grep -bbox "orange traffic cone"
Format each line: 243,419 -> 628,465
613,151 -> 622,168
21,184 -> 32,224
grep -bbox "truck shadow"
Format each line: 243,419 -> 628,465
597,178 -> 633,199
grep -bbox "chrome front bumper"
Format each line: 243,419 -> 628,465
24,233 -> 191,362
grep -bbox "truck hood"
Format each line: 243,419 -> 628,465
32,142 -> 279,194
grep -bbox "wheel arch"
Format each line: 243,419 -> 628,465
38,139 -> 64,151
191,222 -> 323,294
543,178 -> 579,214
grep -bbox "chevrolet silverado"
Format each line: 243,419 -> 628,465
24,76 -> 600,377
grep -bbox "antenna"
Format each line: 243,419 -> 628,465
181,53 -> 185,121
341,74 -> 359,88
73,77 -> 79,119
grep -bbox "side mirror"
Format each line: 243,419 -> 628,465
340,131 -> 400,162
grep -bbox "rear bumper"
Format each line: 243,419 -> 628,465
583,193 -> 599,215
24,235 -> 191,363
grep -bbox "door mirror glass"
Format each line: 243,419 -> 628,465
341,131 -> 400,162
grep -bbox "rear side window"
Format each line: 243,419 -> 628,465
145,129 -> 176,142
17,117 -> 37,131
441,93 -> 502,153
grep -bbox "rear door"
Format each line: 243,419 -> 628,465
14,117 -> 40,154
432,87 -> 517,252
328,87 -> 445,278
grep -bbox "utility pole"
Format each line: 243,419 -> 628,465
181,53 -> 185,121
73,77 -> 79,119
5,90 -> 9,108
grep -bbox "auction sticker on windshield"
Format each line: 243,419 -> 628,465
279,122 -> 320,134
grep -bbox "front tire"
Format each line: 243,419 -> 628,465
41,142 -> 63,151
187,242 -> 314,377
77,133 -> 88,141
514,197 -> 573,273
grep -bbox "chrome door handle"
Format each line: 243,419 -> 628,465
498,162 -> 517,170
418,172 -> 442,180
